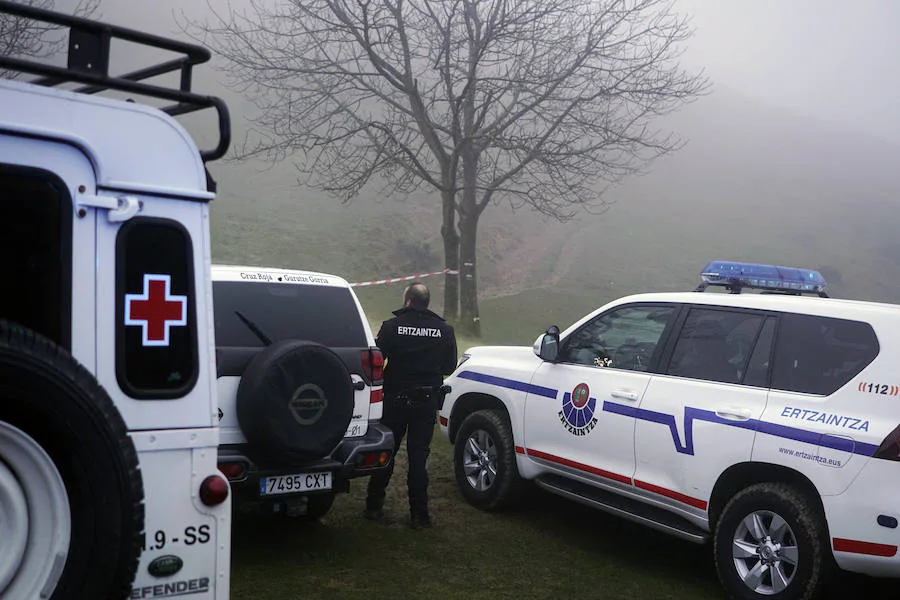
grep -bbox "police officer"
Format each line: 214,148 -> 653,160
365,282 -> 457,529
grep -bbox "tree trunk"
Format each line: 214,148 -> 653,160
458,210 -> 480,337
441,187 -> 460,323
458,145 -> 481,337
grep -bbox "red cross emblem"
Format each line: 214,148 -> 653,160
124,274 -> 188,347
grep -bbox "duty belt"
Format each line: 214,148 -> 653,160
395,385 -> 452,407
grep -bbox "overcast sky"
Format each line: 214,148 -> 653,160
676,0 -> 900,142
81,0 -> 900,143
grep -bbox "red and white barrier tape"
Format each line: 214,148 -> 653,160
350,268 -> 459,287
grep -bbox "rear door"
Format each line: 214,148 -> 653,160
95,198 -> 211,429
213,272 -> 374,444
752,313 -> 881,495
93,194 -> 231,595
633,307 -> 774,514
523,303 -> 678,489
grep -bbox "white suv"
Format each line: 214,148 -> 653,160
212,265 -> 394,520
0,3 -> 231,598
440,261 -> 900,599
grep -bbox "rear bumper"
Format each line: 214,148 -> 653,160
824,457 -> 900,577
218,423 -> 394,506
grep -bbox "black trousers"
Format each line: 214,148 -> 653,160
366,393 -> 436,515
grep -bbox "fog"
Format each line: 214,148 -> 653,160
18,0 -> 900,311
79,0 -> 900,144
679,0 -> 900,143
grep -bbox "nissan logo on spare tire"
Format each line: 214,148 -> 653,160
235,340 -> 354,463
289,383 -> 329,425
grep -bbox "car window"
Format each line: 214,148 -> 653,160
559,305 -> 674,372
667,308 -> 764,385
0,165 -> 71,350
213,281 -> 367,348
116,218 -> 198,399
772,313 -> 878,396
743,317 -> 776,387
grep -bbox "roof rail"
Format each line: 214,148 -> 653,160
0,0 -> 230,162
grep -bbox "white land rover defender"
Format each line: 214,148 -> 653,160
0,3 -> 231,599
440,261 -> 900,599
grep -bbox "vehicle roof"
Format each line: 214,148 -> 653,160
611,291 -> 900,321
0,78 -> 212,199
211,264 -> 351,288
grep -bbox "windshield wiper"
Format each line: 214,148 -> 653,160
234,310 -> 273,346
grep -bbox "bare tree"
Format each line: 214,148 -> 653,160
1,0 -> 100,78
189,0 -> 707,334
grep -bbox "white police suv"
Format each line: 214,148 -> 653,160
440,261 -> 900,599
0,3 -> 231,598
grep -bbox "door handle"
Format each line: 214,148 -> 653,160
715,407 -> 753,421
610,389 -> 640,402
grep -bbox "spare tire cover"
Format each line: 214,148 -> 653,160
236,340 -> 354,463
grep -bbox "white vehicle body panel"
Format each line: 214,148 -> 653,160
524,361 -> 650,493
445,347 -> 538,473
633,375 -> 767,519
130,430 -> 230,599
0,78 -> 212,198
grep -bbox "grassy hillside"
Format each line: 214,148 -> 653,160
466,87 -> 900,306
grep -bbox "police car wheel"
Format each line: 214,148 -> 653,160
0,320 -> 144,600
714,483 -> 832,600
453,409 -> 522,511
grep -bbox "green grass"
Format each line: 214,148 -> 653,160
230,427 -> 892,599
478,289 -> 610,345
230,428 -> 721,600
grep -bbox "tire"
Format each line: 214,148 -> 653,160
0,320 -> 144,600
453,409 -> 523,511
236,340 -> 354,464
714,482 -> 833,600
295,493 -> 336,522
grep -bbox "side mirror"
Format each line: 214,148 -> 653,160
536,325 -> 560,362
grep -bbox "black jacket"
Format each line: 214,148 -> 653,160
376,306 -> 457,394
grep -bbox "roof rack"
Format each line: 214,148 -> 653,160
0,0 -> 230,162
692,261 -> 829,298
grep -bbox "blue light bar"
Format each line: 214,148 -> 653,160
699,261 -> 827,294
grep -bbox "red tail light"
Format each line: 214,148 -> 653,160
370,388 -> 383,404
218,461 -> 247,481
361,348 -> 384,383
199,475 -> 229,506
874,424 -> 900,461
358,451 -> 391,468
